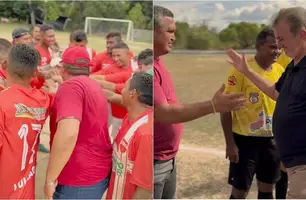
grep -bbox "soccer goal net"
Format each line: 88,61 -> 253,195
84,17 -> 134,41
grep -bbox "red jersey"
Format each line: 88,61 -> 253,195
49,76 -> 112,186
0,69 -> 44,90
34,45 -> 52,89
91,50 -> 134,73
93,63 -> 133,119
106,109 -> 153,199
0,85 -> 52,199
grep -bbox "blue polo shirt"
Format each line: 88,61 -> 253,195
273,56 -> 306,168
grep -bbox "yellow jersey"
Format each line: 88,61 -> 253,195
224,57 -> 284,137
276,49 -> 292,69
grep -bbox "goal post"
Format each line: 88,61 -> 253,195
84,17 -> 134,41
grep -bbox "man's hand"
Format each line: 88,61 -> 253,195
211,84 -> 246,112
226,143 -> 239,163
90,75 -> 105,81
44,180 -> 58,200
43,79 -> 58,94
227,49 -> 251,75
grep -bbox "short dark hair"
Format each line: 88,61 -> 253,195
256,28 -> 275,45
0,38 -> 12,62
62,63 -> 90,76
112,42 -> 129,50
129,72 -> 152,106
40,24 -> 53,33
154,5 -> 174,29
70,30 -> 87,43
8,45 -> 40,79
106,31 -> 122,43
138,49 -> 153,65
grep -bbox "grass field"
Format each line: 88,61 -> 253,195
163,54 -> 258,199
0,23 -> 152,54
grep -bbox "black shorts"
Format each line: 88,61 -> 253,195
228,133 -> 281,190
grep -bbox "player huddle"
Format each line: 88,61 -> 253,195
0,24 -> 152,199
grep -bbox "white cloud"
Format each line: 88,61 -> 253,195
156,0 -> 306,32
215,3 -> 225,11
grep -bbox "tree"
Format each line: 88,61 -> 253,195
128,3 -> 146,29
219,22 -> 262,49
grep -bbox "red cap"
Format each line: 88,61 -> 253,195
61,46 -> 90,67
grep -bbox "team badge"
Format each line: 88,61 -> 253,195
249,92 -> 259,104
228,76 -> 236,86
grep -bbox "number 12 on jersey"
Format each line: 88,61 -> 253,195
18,124 -> 42,171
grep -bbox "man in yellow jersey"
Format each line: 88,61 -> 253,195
221,28 -> 283,199
276,48 -> 292,69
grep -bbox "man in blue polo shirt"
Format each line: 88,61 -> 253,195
227,6 -> 306,199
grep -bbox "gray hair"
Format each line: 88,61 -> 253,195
272,7 -> 306,36
154,5 -> 174,29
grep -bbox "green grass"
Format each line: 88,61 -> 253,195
0,23 -> 152,54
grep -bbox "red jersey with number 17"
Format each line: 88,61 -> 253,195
106,109 -> 153,199
0,85 -> 53,199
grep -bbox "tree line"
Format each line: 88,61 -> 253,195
174,21 -> 269,50
0,1 -> 152,30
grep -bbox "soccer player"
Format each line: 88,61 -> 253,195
12,28 -> 32,45
44,46 -> 112,199
0,45 -> 53,199
153,6 -> 246,199
29,25 -> 41,46
0,38 -> 12,89
35,24 -> 56,72
92,31 -> 134,73
106,72 -> 153,199
221,28 -> 283,199
68,30 -> 97,60
92,43 -> 134,140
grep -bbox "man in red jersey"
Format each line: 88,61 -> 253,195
153,6 -> 246,199
91,31 -> 134,73
0,45 -> 52,199
68,30 -> 97,60
44,46 -> 112,199
92,43 -> 134,140
106,72 -> 153,200
11,28 -> 32,45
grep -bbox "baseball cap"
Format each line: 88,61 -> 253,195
61,46 -> 90,67
12,28 -> 30,40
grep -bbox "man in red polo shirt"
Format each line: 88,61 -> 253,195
44,46 -> 112,199
0,44 -> 52,199
106,72 -> 153,200
153,5 -> 246,199
91,31 -> 134,73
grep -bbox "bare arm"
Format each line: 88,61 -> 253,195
244,69 -> 279,100
103,89 -> 123,106
220,112 -> 234,146
155,84 -> 246,124
46,118 -> 80,182
155,101 -> 214,124
131,187 -> 152,199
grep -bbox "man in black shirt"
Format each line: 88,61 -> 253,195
227,6 -> 306,199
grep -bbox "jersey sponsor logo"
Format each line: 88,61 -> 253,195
249,92 -> 259,104
228,76 -> 236,86
249,111 -> 273,136
112,153 -> 124,177
14,104 -> 47,120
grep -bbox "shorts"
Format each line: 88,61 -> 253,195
228,133 -> 280,190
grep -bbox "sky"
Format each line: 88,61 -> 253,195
154,0 -> 306,31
